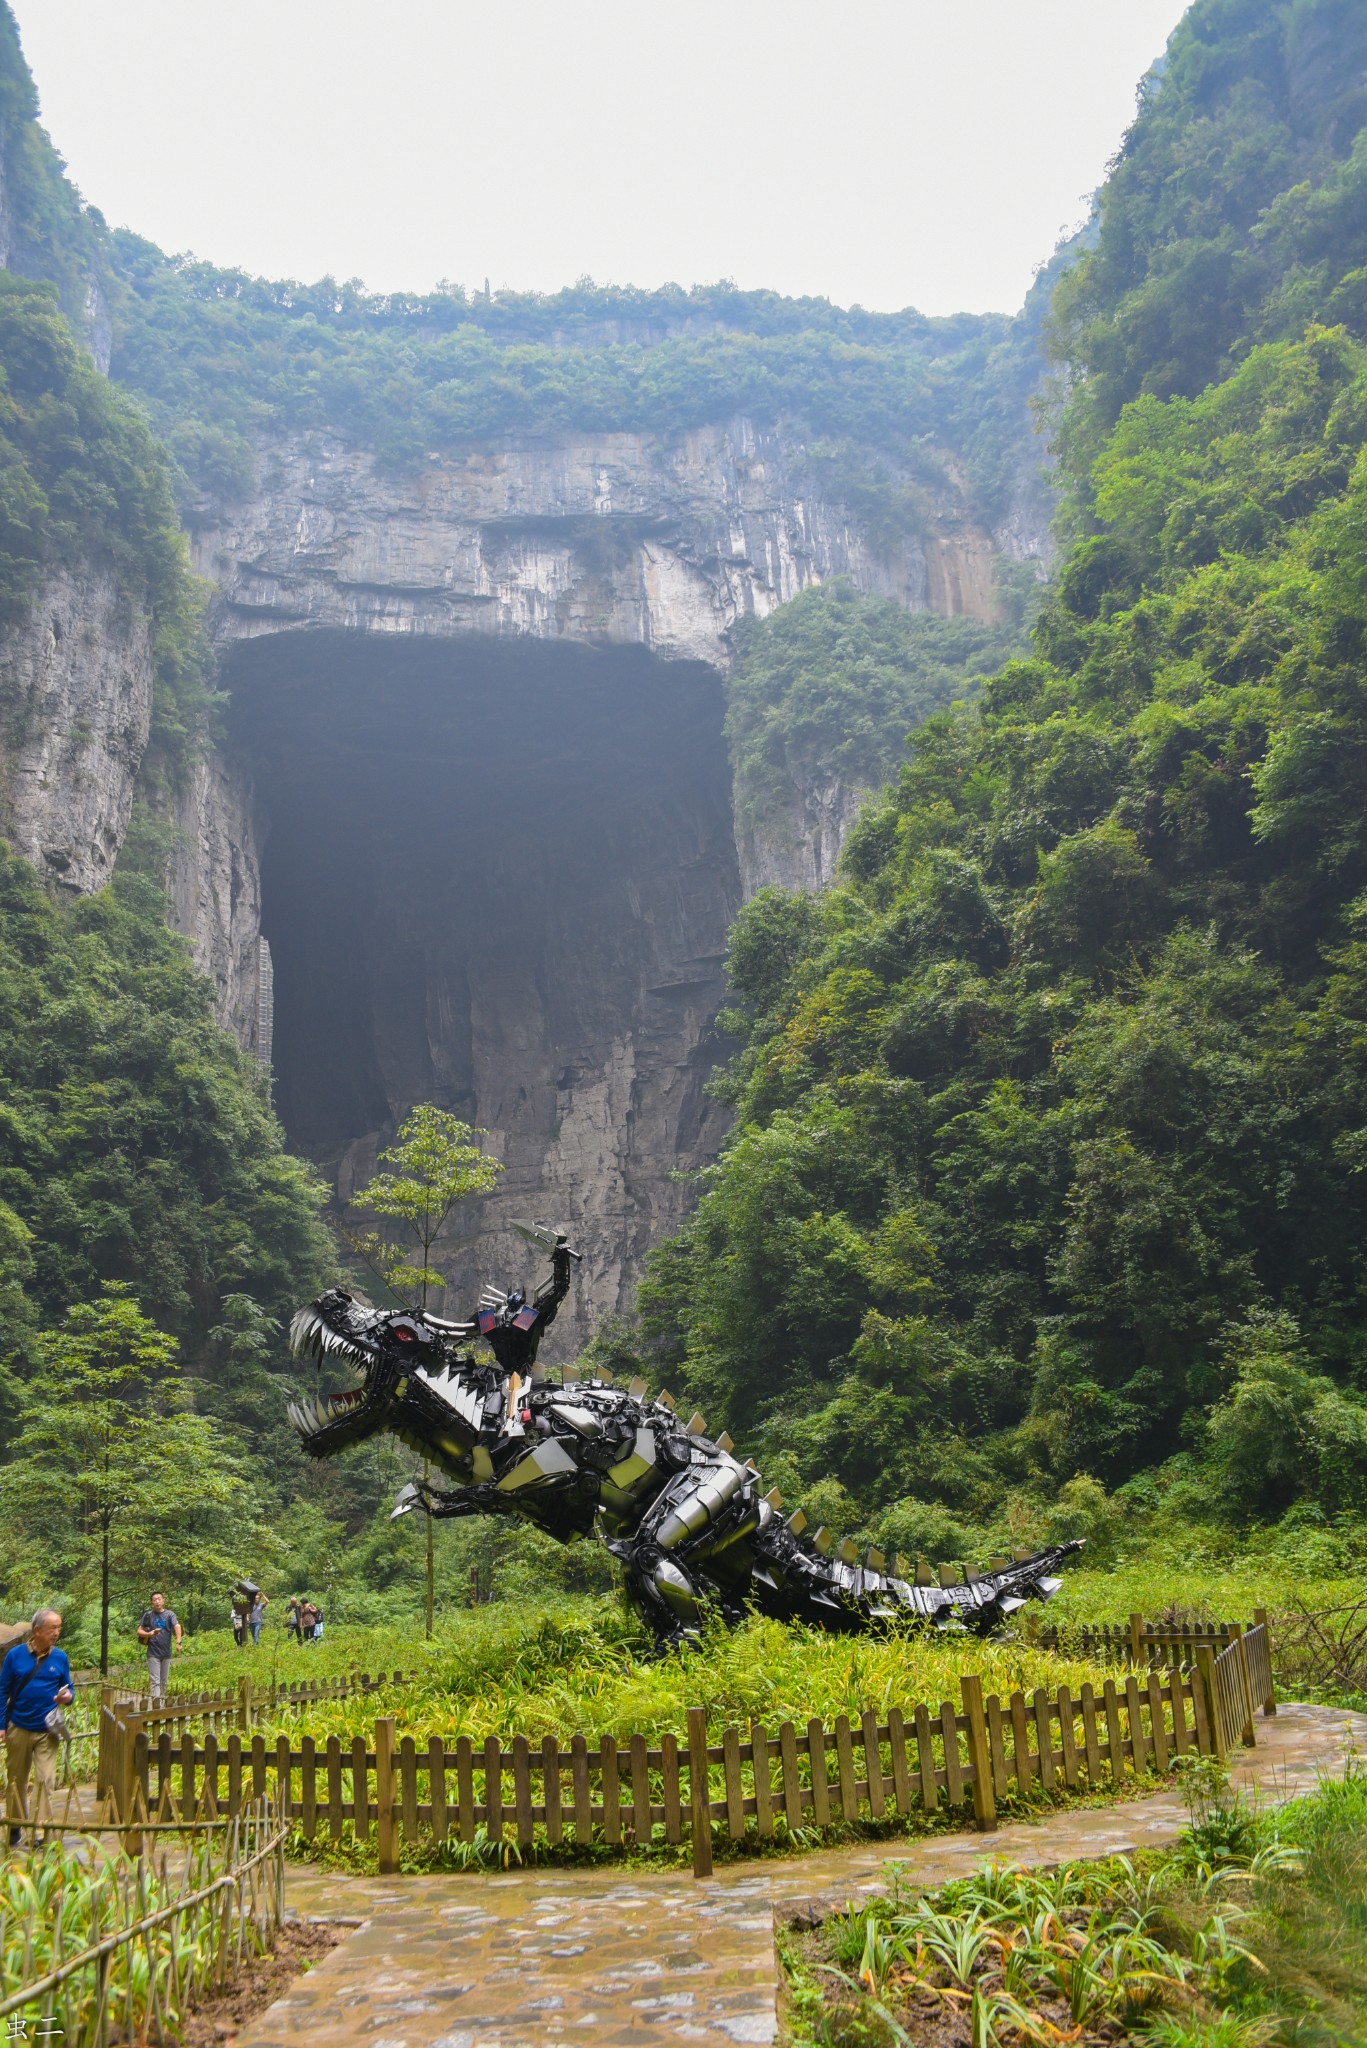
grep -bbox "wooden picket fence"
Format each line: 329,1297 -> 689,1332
126,1667 -> 408,1733
90,1669 -> 408,1786
95,1623 -> 1275,1879
1040,1608 -> 1277,1672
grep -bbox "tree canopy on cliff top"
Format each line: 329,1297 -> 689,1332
102,231 -> 1051,534
636,0 -> 1367,1557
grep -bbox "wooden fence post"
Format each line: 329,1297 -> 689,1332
1129,1613 -> 1144,1667
1194,1645 -> 1226,1759
1230,1624 -> 1257,1746
129,1731 -> 148,1858
375,1717 -> 398,1875
1252,1607 -> 1278,1716
687,1707 -> 713,1878
114,1710 -> 137,1823
237,1676 -> 253,1732
960,1675 -> 996,1831
96,1701 -> 114,1799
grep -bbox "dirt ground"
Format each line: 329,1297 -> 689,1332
181,1921 -> 348,2045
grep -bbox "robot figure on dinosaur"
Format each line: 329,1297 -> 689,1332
286,1222 -> 1081,1650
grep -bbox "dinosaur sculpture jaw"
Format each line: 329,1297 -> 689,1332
286,1293 -> 393,1455
286,1382 -> 380,1455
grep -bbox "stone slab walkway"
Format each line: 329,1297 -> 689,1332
236,1703 -> 1364,2048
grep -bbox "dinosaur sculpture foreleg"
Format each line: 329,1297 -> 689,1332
390,1477 -> 521,1521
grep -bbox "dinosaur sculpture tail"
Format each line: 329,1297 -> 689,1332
745,1521 -> 1086,1636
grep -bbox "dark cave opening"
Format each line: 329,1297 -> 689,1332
223,630 -> 741,1327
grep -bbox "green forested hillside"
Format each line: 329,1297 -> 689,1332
0,843 -> 334,1414
637,0 -> 1367,1562
1052,0 -> 1367,495
724,582 -> 1033,837
0,3 -> 107,338
0,273 -> 211,771
105,238 -> 1047,529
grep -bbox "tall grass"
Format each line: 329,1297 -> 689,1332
137,1600 -> 1118,1746
1043,1560 -> 1358,1630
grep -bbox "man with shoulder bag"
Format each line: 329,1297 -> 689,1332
136,1593 -> 182,1706
1,1609 -> 74,1847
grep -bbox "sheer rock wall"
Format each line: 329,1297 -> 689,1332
0,416 -> 1048,1344
0,564 -> 153,894
192,419 -> 996,665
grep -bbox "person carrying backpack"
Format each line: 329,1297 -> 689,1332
1,1609 -> 74,1847
136,1593 -> 182,1706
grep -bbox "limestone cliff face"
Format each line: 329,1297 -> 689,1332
0,561 -> 266,1046
192,419 -> 1003,665
165,749 -> 266,1051
0,565 -> 153,893
735,777 -> 874,897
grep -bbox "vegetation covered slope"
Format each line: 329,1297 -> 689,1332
104,239 -> 1051,533
725,582 -> 1033,839
1052,0 -> 1367,495
637,0 -> 1367,1562
0,844 -> 333,1411
0,2 -> 107,340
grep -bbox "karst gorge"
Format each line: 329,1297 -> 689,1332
4,0 -> 1367,1627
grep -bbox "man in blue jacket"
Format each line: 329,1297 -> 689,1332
1,1608 -> 74,1846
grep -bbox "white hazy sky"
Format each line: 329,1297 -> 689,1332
14,1 -> 1189,317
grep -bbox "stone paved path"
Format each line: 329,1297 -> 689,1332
236,1704 -> 1364,2048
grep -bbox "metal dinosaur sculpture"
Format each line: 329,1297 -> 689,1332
286,1222 -> 1082,1650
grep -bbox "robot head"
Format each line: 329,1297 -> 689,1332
506,1288 -> 526,1313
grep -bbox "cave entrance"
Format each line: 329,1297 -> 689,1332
224,630 -> 740,1340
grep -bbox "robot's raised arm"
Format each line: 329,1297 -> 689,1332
514,1219 -> 581,1327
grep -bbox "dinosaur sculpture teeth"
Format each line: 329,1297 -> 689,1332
288,1306 -> 372,1372
286,1388 -> 365,1439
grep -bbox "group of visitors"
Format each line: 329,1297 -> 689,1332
2,1575 -> 329,1843
286,1594 -> 323,1642
227,1586 -> 323,1645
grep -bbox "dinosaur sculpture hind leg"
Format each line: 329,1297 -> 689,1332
607,1449 -> 761,1649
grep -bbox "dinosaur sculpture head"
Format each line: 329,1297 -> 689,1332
286,1287 -> 449,1456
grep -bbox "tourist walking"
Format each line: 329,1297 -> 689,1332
248,1587 -> 268,1644
230,1586 -> 252,1648
136,1593 -> 182,1705
1,1608 -> 74,1847
285,1595 -> 303,1643
298,1597 -> 320,1642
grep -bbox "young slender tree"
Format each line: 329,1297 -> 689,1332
352,1105 -> 503,1635
0,1283 -> 257,1672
